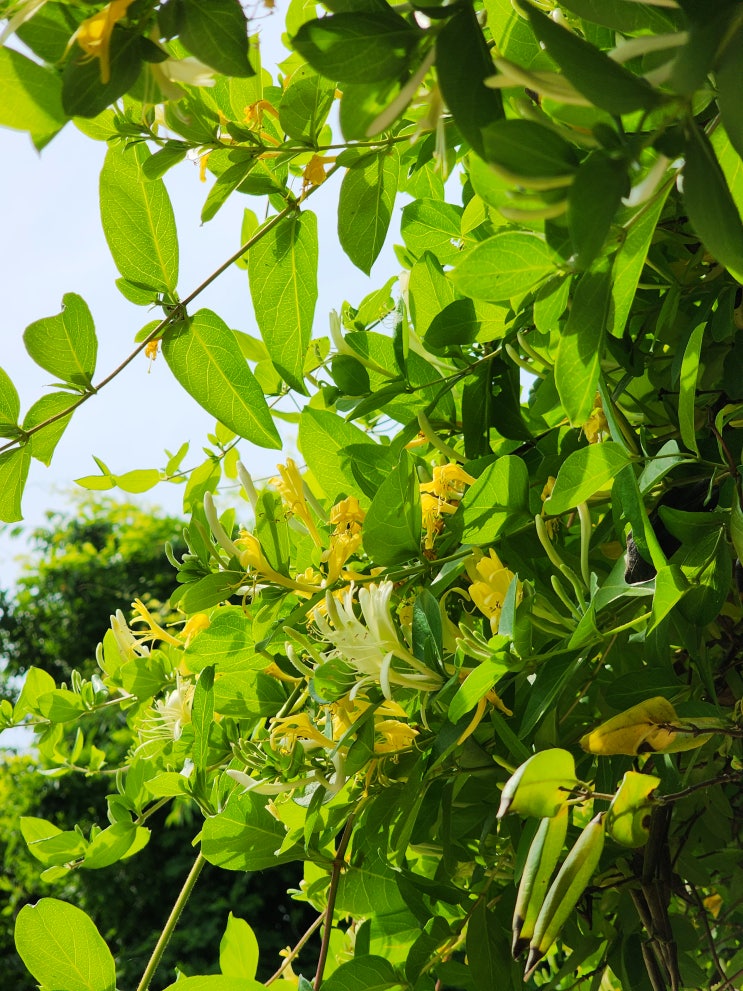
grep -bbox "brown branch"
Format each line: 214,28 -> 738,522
313,813 -> 356,990
685,884 -> 735,990
265,913 -> 324,985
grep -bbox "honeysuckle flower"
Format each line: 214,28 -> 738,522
131,597 -> 183,647
421,463 -> 476,502
269,711 -> 335,754
0,0 -> 47,45
583,393 -> 608,444
271,459 -> 323,547
110,609 -> 150,660
138,676 -> 195,744
469,549 -> 521,634
181,612 -> 210,646
374,718 -> 418,753
313,582 -> 443,699
69,0 -> 136,84
323,529 -> 363,585
302,154 -> 331,193
421,491 -> 458,550
234,530 -> 317,595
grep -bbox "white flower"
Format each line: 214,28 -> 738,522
110,609 -> 150,661
313,582 -> 442,699
150,55 -> 216,101
138,677 -> 194,744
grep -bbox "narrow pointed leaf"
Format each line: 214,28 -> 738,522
100,142 -> 179,294
248,212 -> 318,393
338,150 -> 399,274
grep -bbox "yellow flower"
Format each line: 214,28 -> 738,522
583,393 -> 608,444
234,530 -> 318,594
130,598 -> 182,647
330,496 -> 365,534
70,0 -> 135,84
469,549 -> 520,633
703,893 -> 723,919
420,491 -> 457,550
271,458 -> 323,547
181,612 -> 210,646
322,496 -> 366,583
269,711 -> 335,754
244,99 -> 280,129
423,463 -> 476,502
374,718 -> 418,753
541,476 -> 556,502
302,154 -> 330,191
199,152 -> 211,182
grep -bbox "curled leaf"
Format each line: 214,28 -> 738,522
498,748 -> 578,819
580,697 -> 678,756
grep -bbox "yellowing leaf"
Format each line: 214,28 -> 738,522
606,771 -> 660,848
580,697 -> 678,756
497,748 -> 577,819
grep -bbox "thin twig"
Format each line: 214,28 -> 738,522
685,884 -> 735,990
265,913 -> 324,985
657,772 -> 743,804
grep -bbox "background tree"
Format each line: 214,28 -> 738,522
0,499 -> 311,989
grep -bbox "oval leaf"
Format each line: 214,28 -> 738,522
162,309 -> 281,449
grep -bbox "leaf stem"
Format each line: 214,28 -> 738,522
135,850 -> 206,991
265,913 -> 324,985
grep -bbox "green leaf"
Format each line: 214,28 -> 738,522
461,456 -> 530,543
449,656 -> 509,725
0,46 -> 66,147
213,672 -> 286,718
320,956 -> 402,991
100,142 -> 179,294
544,442 -> 632,513
0,367 -> 20,430
298,407 -> 371,501
192,665 -> 215,771
731,492 -> 743,562
363,450 -> 422,565
568,153 -> 628,269
451,232 -> 559,302
293,12 -> 421,83
436,4 -> 503,159
678,322 -> 705,456
175,571 -> 246,613
279,65 -> 336,143
248,212 -> 318,393
610,189 -> 669,336
201,790 -> 301,871
180,0 -> 253,77
0,447 -> 31,523
481,119 -> 577,178
409,251 -> 456,336
23,293 -> 97,388
338,150 -> 399,274
401,198 -> 463,266
220,914 -> 260,980
14,667 -> 56,721
82,821 -> 147,869
62,28 -> 142,118
555,265 -> 612,426
521,0 -> 662,115
717,24 -> 743,160
424,299 -> 479,351
20,817 -> 87,867
162,309 -> 281,448
467,901 -> 512,991
184,607 -> 261,672
37,687 -> 85,722
162,979 -> 264,991
683,119 -> 743,282
15,898 -> 116,991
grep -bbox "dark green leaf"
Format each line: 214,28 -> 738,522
522,0 -> 662,115
363,450 -> 422,565
180,0 -> 253,76
293,12 -> 421,83
338,150 -> 399,274
425,299 -> 479,351
436,4 -> 503,158
466,901 -> 512,991
320,956 -> 401,991
717,24 -> 743,160
568,153 -> 628,269
481,119 -> 577,178
683,120 -> 743,282
555,264 -> 612,425
192,665 -> 215,771
62,28 -> 141,118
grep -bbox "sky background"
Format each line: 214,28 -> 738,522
0,11 -> 404,583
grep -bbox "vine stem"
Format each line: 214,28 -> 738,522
135,850 -> 206,991
0,166 -> 337,457
313,814 -> 356,990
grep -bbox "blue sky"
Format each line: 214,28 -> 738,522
0,17 -> 403,580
